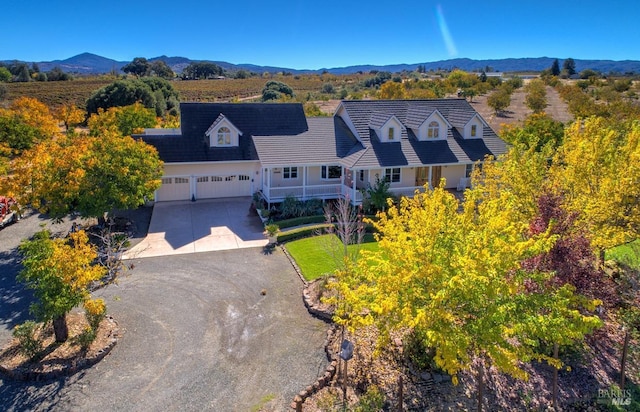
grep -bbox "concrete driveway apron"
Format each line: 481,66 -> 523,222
125,197 -> 267,259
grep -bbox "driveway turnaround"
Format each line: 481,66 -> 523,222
125,197 -> 267,259
0,247 -> 330,412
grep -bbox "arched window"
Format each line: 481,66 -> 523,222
217,127 -> 231,145
427,121 -> 439,138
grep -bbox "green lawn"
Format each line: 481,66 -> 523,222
606,239 -> 640,269
285,234 -> 379,281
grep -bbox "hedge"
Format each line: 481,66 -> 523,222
277,224 -> 332,243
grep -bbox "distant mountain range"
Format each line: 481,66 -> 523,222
3,52 -> 640,75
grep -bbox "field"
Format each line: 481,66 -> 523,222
2,75 -> 573,134
2,73 -> 368,109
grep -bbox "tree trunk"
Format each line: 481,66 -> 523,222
53,314 -> 69,342
552,343 -> 559,410
621,330 -> 630,390
477,358 -> 484,412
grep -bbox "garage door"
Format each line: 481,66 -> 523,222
156,177 -> 190,201
196,174 -> 251,199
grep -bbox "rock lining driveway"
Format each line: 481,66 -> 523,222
0,210 -> 329,411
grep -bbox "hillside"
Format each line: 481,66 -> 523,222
3,53 -> 640,75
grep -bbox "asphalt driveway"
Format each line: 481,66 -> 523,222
0,213 -> 330,411
125,197 -> 268,259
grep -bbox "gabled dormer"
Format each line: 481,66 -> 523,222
464,114 -> 485,139
369,113 -> 404,143
406,108 -> 452,141
448,110 -> 487,139
205,114 -> 243,147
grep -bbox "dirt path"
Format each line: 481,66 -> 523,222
471,85 -> 572,134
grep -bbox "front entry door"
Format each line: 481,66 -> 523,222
431,166 -> 442,188
415,167 -> 429,187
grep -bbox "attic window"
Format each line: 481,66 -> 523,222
388,127 -> 395,140
427,121 -> 439,138
217,127 -> 231,145
471,124 -> 477,137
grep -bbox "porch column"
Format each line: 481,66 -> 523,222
428,166 -> 433,190
267,167 -> 272,207
352,169 -> 357,205
303,166 -> 307,200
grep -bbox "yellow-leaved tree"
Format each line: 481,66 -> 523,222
19,229 -> 107,342
330,183 -> 601,411
551,117 -> 640,253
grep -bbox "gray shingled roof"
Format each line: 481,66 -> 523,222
142,100 -> 505,169
253,117 -> 362,167
337,99 -> 506,168
141,102 -> 308,163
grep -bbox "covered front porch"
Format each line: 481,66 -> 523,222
259,164 -> 470,206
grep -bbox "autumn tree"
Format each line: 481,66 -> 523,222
3,97 -> 60,137
377,81 -> 407,99
486,86 -> 511,115
500,113 -> 564,151
55,103 -> 85,131
88,103 -> 158,136
9,132 -> 163,221
551,117 -> 640,253
330,185 -> 601,410
19,229 -> 106,342
524,78 -> 547,113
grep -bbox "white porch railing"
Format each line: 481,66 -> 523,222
389,186 -> 428,198
265,184 -> 342,202
262,184 -> 428,205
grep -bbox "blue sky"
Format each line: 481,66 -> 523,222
3,0 -> 639,69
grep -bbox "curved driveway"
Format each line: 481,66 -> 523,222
0,213 -> 329,411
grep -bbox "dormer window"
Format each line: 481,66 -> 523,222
427,121 -> 439,138
388,127 -> 395,140
217,127 -> 231,145
471,125 -> 477,137
205,114 -> 242,147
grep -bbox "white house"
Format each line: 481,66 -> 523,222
141,99 -> 507,205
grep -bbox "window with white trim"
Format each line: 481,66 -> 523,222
471,124 -> 477,137
465,164 -> 474,178
384,168 -> 401,183
283,167 -> 298,179
321,165 -> 342,179
217,126 -> 231,145
388,127 -> 395,140
427,121 -> 439,138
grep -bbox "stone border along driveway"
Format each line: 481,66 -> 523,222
0,210 -> 330,412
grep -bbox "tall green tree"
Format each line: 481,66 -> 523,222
86,78 -> 179,117
562,58 -> 576,77
262,80 -> 294,101
550,59 -> 560,76
122,57 -> 150,77
182,62 -> 223,79
149,60 -> 174,79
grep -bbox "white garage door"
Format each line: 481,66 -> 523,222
156,177 -> 191,201
196,174 -> 252,199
